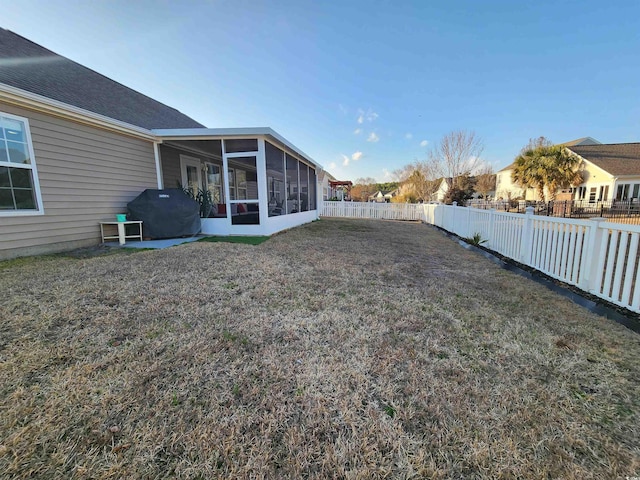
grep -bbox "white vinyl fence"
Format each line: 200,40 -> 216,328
321,201 -> 424,221
321,201 -> 640,314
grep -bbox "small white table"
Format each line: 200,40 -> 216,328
100,221 -> 143,245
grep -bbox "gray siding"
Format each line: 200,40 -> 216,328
160,145 -> 185,189
0,101 -> 157,259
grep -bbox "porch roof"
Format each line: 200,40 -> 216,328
152,127 -> 322,170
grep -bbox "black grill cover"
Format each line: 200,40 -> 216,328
127,189 -> 201,239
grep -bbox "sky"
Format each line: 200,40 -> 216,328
2,0 -> 640,182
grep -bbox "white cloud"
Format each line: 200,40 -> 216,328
367,132 -> 379,143
382,168 -> 392,179
420,140 -> 429,147
341,154 -> 350,166
352,151 -> 363,161
329,162 -> 337,170
405,133 -> 413,140
354,128 -> 363,135
357,108 -> 378,124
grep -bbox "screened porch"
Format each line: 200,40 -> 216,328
153,129 -> 320,236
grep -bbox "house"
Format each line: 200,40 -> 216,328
495,137 -> 601,200
568,143 -> 640,203
432,178 -> 451,202
0,29 -> 323,259
368,189 -> 397,203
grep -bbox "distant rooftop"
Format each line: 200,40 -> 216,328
560,137 -> 601,147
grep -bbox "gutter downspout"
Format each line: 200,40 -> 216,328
153,142 -> 163,189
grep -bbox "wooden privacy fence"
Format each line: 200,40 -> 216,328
321,201 -> 640,314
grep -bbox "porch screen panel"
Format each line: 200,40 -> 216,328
299,162 -> 309,212
206,163 -> 223,204
309,167 -> 316,210
229,157 -> 258,200
286,154 -> 299,214
265,141 -> 286,217
225,138 -> 258,153
228,156 -> 259,225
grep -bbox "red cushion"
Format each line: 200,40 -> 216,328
237,203 -> 246,213
217,204 -> 226,215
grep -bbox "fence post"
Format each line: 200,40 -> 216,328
488,208 -> 496,249
579,217 -> 608,292
519,206 -> 535,264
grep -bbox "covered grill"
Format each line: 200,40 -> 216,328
127,189 -> 200,239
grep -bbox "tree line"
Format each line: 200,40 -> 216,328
349,131 -> 585,205
351,130 -> 495,203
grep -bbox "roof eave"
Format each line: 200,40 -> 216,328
153,127 -> 322,169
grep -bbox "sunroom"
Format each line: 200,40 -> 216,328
152,128 -> 320,236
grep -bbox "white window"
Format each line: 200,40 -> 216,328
0,113 -> 43,215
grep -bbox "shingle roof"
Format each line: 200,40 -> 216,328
0,29 -> 204,130
568,143 -> 640,176
498,137 -> 601,172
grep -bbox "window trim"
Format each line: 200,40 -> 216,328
0,112 -> 44,216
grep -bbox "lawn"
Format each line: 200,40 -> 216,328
1,218 -> 639,479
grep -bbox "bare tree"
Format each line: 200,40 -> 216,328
429,130 -> 484,189
395,160 -> 440,202
351,177 -> 378,202
474,165 -> 496,199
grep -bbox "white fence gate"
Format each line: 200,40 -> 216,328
320,201 -> 640,314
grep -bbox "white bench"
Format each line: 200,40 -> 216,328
100,221 -> 143,245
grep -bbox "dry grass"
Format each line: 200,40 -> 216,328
1,218 -> 639,479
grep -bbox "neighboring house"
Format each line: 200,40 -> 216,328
495,137 -> 601,200
319,171 -> 352,201
432,178 -> 452,202
568,143 -> 640,203
324,178 -> 352,201
318,170 -> 336,201
368,189 -> 397,203
0,29 -> 322,259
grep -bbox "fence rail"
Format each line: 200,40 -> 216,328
467,199 -> 640,224
320,201 -> 640,314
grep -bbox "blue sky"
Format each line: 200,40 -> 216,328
3,0 -> 640,182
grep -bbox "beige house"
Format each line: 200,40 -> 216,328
495,137 -> 601,200
0,29 -> 322,259
569,143 -> 640,203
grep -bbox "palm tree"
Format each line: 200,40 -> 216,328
511,138 -> 583,201
512,146 -> 547,201
543,145 -> 584,201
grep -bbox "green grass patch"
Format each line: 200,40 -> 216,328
197,235 -> 270,245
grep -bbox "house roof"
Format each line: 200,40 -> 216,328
498,137 -> 602,173
568,143 -> 640,176
0,28 -> 204,130
560,137 -> 601,146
